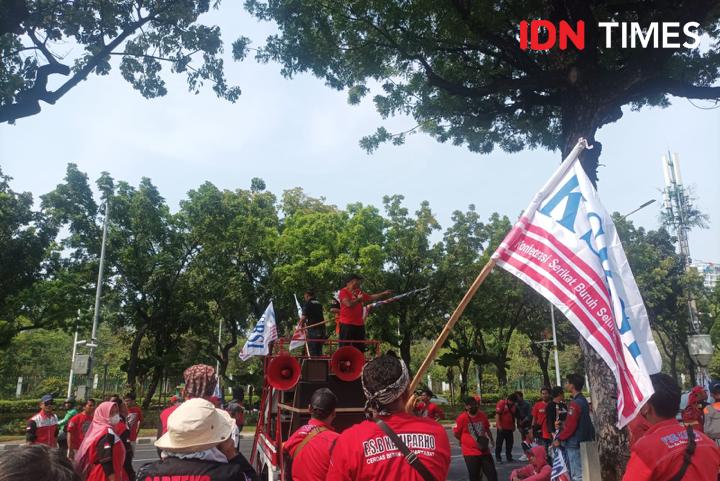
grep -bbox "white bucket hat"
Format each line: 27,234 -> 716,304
155,398 -> 234,453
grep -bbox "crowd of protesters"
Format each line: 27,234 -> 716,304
4,347 -> 720,481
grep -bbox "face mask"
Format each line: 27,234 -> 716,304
109,414 -> 121,425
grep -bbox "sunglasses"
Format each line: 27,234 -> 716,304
43,401 -> 54,406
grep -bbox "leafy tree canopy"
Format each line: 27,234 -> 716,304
246,0 -> 720,182
1,0 -> 249,123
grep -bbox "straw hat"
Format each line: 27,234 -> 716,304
155,398 -> 234,453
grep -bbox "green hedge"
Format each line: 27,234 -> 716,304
0,399 -> 42,413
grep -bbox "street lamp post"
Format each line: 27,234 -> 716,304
621,199 -> 657,220
550,304 -> 561,386
86,199 -> 109,398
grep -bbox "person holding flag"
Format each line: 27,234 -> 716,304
405,138 -> 664,481
337,274 -> 392,350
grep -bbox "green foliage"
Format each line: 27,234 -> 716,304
614,214 -> 713,383
0,399 -> 44,413
1,164 -> 711,412
0,329 -> 72,397
0,168 -> 66,345
246,0 -> 720,180
1,0 -> 246,123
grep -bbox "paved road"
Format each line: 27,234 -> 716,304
132,428 -> 526,480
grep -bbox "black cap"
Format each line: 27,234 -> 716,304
345,273 -> 363,284
711,383 -> 720,395
40,394 -> 54,404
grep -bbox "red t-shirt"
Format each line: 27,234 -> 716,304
126,406 -> 143,441
531,401 -> 549,439
338,288 -> 371,326
628,415 -> 651,448
284,419 -> 339,481
327,412 -> 451,481
453,411 -> 491,456
495,400 -> 516,431
622,418 -> 720,481
68,412 -> 93,449
416,401 -> 444,421
160,404 -> 180,435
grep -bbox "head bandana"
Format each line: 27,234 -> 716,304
361,357 -> 410,416
184,364 -> 218,399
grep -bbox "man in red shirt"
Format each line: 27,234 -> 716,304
337,274 -> 391,350
67,398 -> 95,459
124,392 -> 143,448
454,396 -> 497,481
327,352 -> 451,481
26,394 -> 59,447
623,373 -> 720,481
531,388 -> 551,450
495,393 -> 518,464
415,389 -> 444,421
284,388 -> 340,481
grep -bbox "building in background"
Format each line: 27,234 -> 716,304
692,261 -> 720,290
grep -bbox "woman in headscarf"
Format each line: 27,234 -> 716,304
682,385 -> 707,433
74,401 -> 128,481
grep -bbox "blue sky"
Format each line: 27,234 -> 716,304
1,3 -> 718,263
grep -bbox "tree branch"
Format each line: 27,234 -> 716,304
0,14 -> 156,123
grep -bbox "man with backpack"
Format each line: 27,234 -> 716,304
284,388 -> 339,481
704,382 -> 720,446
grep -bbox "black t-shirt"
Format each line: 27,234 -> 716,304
136,454 -> 258,481
545,401 -> 568,435
302,298 -> 324,324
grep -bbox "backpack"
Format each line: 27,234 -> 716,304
705,404 -> 720,440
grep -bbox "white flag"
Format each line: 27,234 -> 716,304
289,294 -> 306,351
239,302 -> 278,361
492,140 -> 662,428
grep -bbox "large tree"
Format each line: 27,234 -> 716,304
181,179 -> 280,382
246,0 -> 719,184
615,215 -> 711,384
0,0 -> 248,123
244,2 -> 720,477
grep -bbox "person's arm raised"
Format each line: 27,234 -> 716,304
368,290 -> 393,301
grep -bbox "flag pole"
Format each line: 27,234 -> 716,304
406,258 -> 496,404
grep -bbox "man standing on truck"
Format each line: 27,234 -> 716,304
301,290 -> 327,356
337,274 -> 392,351
284,388 -> 340,481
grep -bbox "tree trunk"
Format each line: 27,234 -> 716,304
495,361 -> 508,388
126,325 -> 147,393
580,338 -> 630,480
562,121 -> 628,481
142,365 -> 162,410
530,342 -> 552,388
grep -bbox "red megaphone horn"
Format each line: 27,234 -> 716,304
267,354 -> 301,390
330,346 -> 365,382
